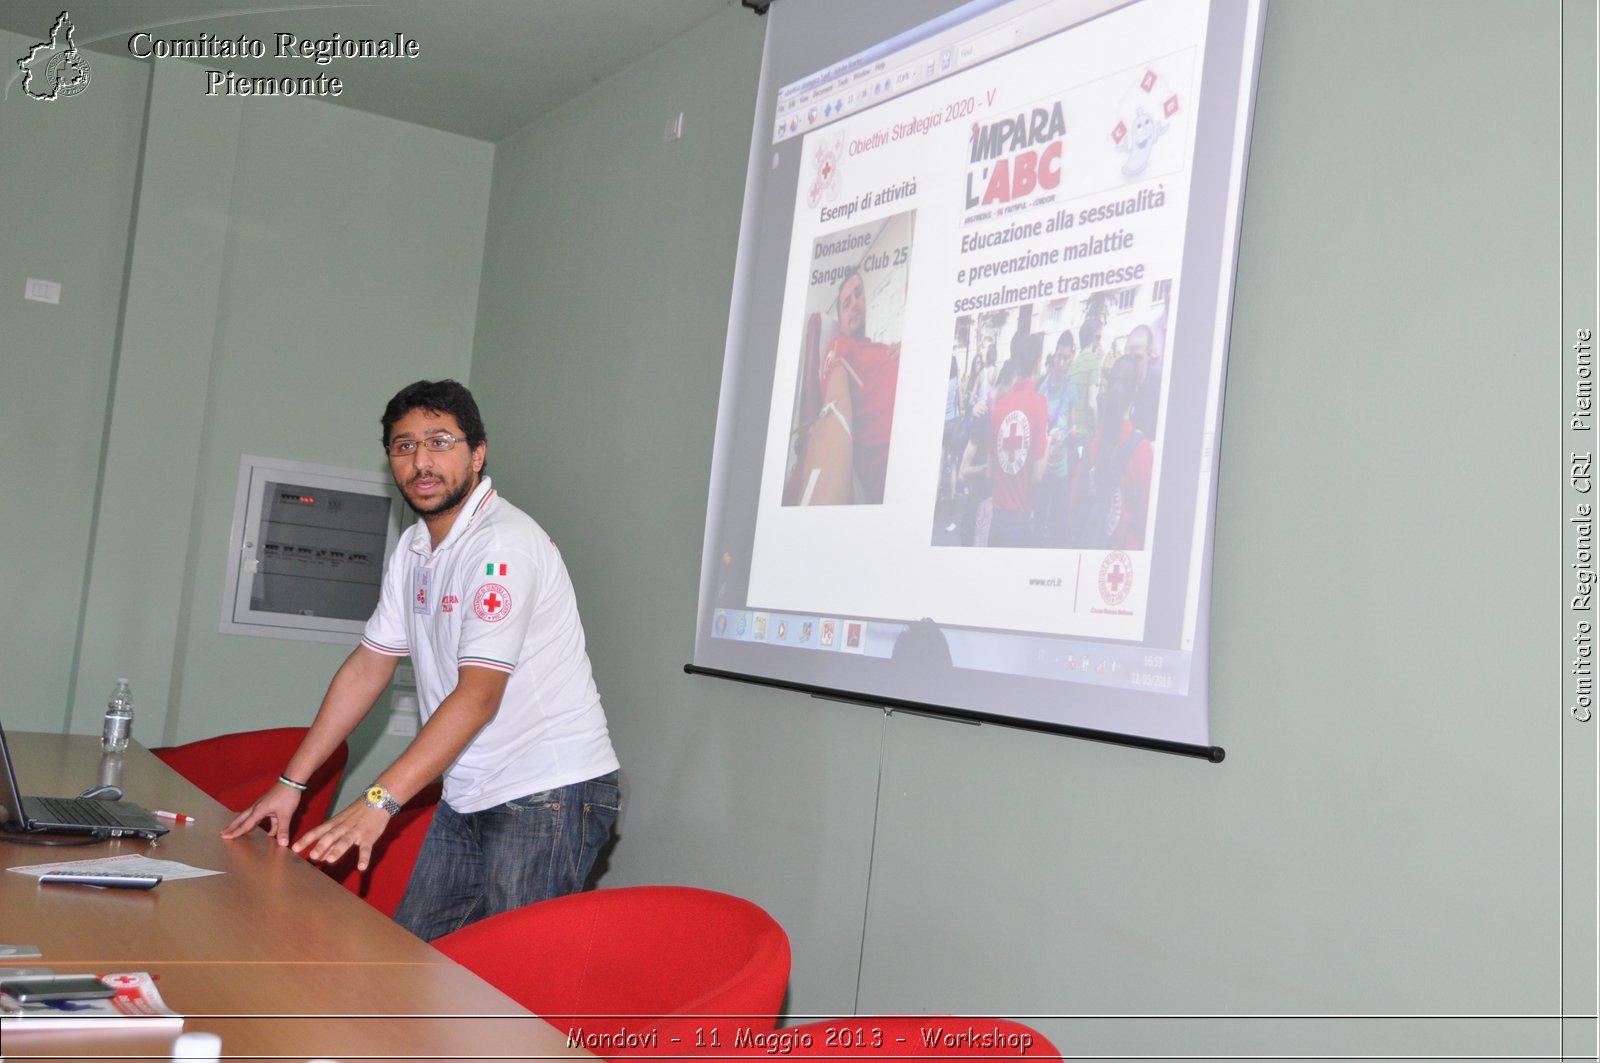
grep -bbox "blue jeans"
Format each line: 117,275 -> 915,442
393,771 -> 620,942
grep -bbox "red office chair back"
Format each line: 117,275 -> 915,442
325,780 -> 442,916
152,726 -> 346,839
433,885 -> 790,1053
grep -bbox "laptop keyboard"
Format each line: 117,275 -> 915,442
34,797 -> 127,827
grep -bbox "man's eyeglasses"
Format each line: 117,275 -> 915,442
386,434 -> 466,457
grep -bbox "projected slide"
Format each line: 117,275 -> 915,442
695,0 -> 1263,754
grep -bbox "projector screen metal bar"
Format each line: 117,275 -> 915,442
684,662 -> 1225,762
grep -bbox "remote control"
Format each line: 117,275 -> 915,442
38,870 -> 162,889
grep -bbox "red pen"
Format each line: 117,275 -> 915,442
151,810 -> 194,823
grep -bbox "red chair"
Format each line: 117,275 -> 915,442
433,885 -> 790,1055
693,1016 -> 1060,1061
152,726 -> 346,840
325,780 -> 442,916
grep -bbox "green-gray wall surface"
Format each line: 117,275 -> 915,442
1,2 -> 1588,1057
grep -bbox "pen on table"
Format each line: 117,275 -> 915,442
152,810 -> 194,823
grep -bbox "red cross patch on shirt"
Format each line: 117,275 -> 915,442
473,583 -> 512,623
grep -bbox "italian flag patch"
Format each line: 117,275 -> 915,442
485,562 -> 508,576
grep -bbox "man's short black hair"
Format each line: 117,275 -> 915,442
381,379 -> 488,455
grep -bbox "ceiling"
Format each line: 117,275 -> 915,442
1,0 -> 748,142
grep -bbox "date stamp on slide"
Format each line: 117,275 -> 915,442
1569,326 -> 1595,723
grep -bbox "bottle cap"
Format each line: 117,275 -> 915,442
116,676 -> 130,684
171,1031 -> 223,1060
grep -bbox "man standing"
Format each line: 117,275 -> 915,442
224,379 -> 619,942
1069,356 -> 1154,550
1037,330 -> 1076,546
987,330 -> 1049,547
1065,313 -> 1106,463
1124,323 -> 1162,441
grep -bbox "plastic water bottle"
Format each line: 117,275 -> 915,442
101,677 -> 134,753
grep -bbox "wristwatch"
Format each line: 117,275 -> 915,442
363,784 -> 402,816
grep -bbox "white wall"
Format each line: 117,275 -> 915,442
1,44 -> 494,808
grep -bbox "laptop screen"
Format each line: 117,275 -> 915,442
0,721 -> 32,830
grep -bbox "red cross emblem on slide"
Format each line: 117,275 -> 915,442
996,410 -> 1031,475
1098,550 -> 1134,606
474,583 -> 512,623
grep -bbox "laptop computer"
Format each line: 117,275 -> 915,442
0,721 -> 168,840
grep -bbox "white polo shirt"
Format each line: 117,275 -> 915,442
361,477 -> 618,812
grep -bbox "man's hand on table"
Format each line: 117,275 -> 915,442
291,802 -> 391,871
221,786 -> 303,846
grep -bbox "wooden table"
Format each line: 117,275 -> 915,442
0,732 -> 595,1062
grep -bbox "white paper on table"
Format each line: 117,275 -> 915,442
5,853 -> 223,880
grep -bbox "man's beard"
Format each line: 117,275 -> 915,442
399,473 -> 476,518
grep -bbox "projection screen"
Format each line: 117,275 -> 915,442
692,0 -> 1265,759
